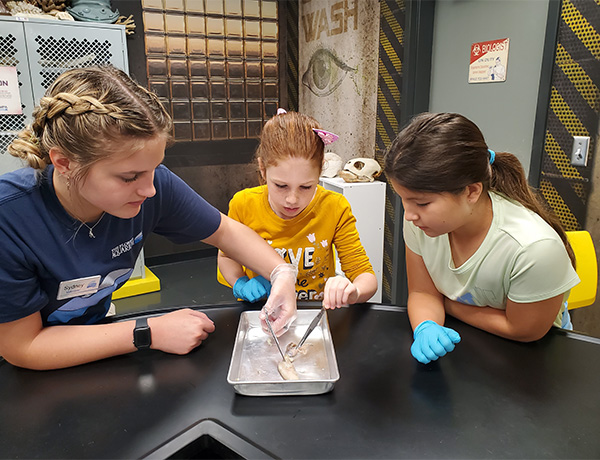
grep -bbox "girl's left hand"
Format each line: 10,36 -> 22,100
323,275 -> 360,309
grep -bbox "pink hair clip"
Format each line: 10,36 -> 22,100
276,108 -> 287,115
312,128 -> 339,145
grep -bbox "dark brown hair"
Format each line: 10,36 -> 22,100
8,65 -> 172,183
384,112 -> 575,266
255,111 -> 324,182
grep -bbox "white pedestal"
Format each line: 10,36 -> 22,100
319,177 -> 386,303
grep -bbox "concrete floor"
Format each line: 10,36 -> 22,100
114,256 -> 600,339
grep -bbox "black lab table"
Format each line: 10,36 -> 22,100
1,303 -> 599,459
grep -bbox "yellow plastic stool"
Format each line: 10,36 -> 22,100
112,266 -> 161,300
566,231 -> 598,309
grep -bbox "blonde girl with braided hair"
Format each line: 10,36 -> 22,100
384,112 -> 579,365
0,66 -> 297,370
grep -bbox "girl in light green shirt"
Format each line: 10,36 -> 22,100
385,112 -> 579,364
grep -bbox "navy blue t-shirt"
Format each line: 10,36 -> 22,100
0,164 -> 221,326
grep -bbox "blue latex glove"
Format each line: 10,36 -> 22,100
232,276 -> 271,303
411,320 -> 461,364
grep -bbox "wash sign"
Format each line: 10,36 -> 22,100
0,66 -> 22,114
469,38 -> 510,83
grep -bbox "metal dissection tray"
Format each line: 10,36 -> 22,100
227,310 -> 339,396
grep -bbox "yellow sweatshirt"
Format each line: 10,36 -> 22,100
218,185 -> 374,301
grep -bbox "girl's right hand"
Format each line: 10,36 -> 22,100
260,263 -> 298,336
148,309 -> 215,355
233,275 -> 271,303
411,320 -> 461,364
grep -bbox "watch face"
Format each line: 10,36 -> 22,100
135,326 -> 152,349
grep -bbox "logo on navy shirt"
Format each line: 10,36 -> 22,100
111,232 -> 143,259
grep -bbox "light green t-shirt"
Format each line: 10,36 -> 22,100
403,192 -> 580,327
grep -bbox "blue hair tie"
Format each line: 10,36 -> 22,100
488,149 -> 496,165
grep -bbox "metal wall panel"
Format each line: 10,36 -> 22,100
375,0 -> 404,304
0,17 -> 127,166
284,0 -> 299,111
540,0 -> 600,231
0,19 -> 35,168
24,20 -> 128,103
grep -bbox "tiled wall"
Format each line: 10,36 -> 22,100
141,0 -> 279,141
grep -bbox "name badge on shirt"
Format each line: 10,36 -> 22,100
57,275 -> 102,300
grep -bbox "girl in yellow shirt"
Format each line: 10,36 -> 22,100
218,110 -> 377,311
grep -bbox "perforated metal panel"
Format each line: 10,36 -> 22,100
0,17 -> 127,174
376,0 -> 405,304
0,20 -> 34,171
25,20 -> 128,102
539,0 -> 600,231
36,36 -> 115,88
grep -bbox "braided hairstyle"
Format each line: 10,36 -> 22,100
384,112 -> 575,267
8,65 -> 172,183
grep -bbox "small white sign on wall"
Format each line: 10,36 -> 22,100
0,66 -> 22,114
469,38 -> 510,83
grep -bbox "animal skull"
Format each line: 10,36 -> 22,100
321,152 -> 343,178
339,158 -> 382,183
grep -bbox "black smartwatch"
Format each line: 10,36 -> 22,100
133,317 -> 152,350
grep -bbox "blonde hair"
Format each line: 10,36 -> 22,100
8,65 -> 172,183
255,111 -> 324,182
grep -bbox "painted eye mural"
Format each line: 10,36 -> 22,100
302,48 -> 356,97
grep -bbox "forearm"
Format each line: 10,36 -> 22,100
352,273 -> 378,304
206,215 -> 286,280
217,250 -> 246,287
407,291 -> 446,330
444,298 -> 552,342
404,247 -> 447,331
4,321 -> 136,370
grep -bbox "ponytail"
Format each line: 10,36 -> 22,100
490,152 -> 575,268
385,112 -> 575,268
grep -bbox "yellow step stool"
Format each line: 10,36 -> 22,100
112,266 -> 161,300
